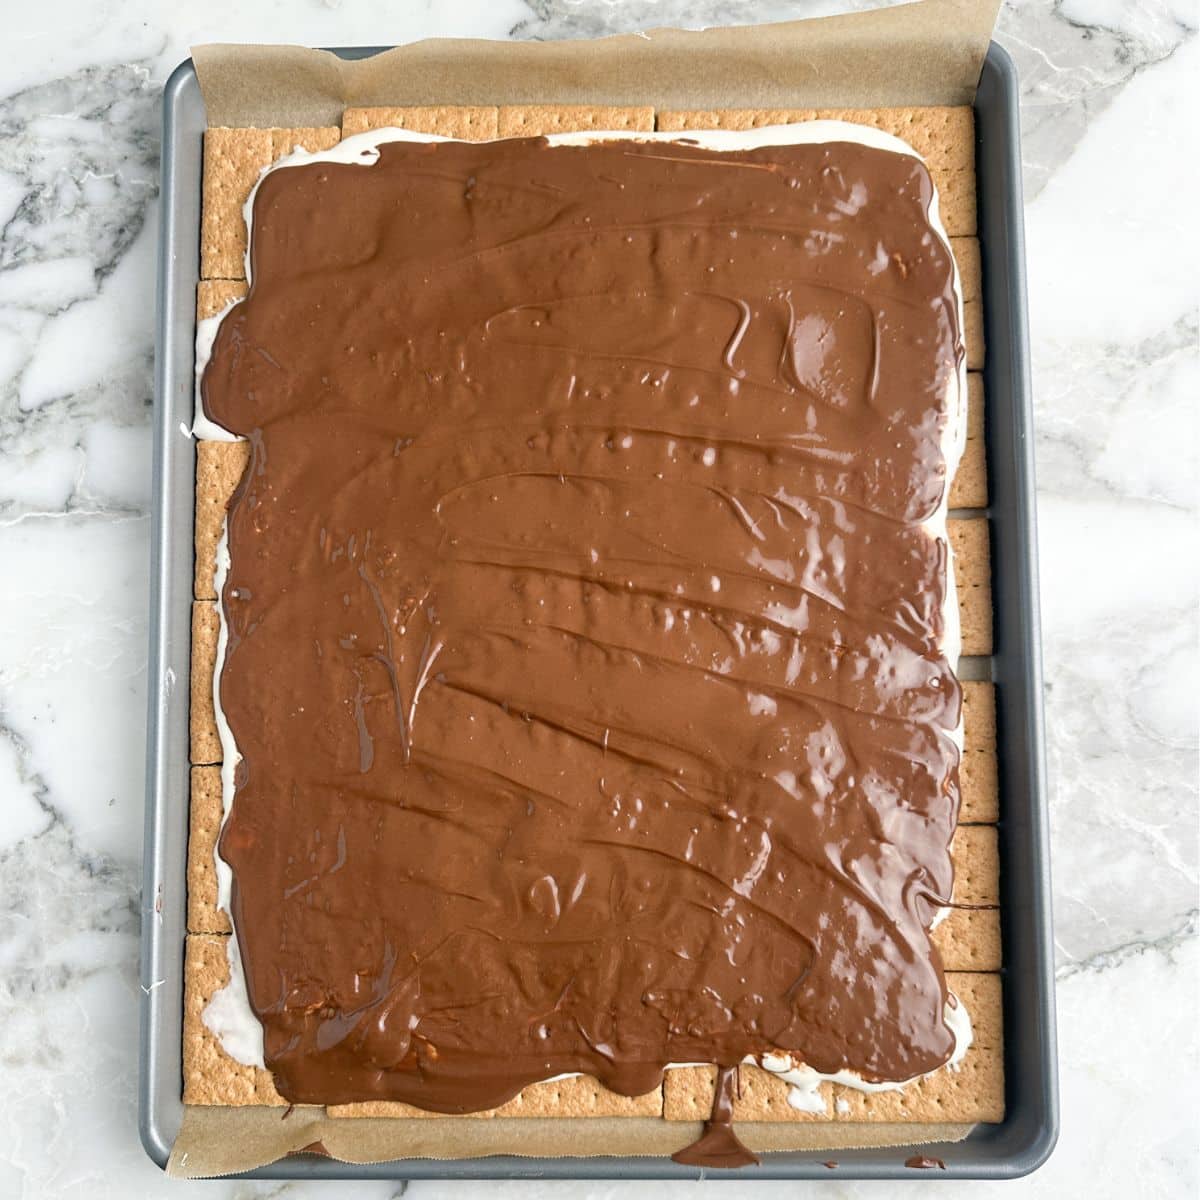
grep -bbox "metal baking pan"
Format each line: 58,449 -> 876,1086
141,41 -> 1058,1179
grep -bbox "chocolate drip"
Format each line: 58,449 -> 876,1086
203,135 -> 963,1143
672,1065 -> 759,1168
905,1154 -> 948,1169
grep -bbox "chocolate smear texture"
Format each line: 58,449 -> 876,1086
202,135 -> 964,1164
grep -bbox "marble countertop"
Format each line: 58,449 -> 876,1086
0,1 -> 1195,1196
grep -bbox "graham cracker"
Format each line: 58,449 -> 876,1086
949,518 -> 992,656
197,279 -> 249,322
663,1065 -> 834,1122
960,680 -> 999,823
498,104 -> 654,137
327,1099 -> 466,1121
330,1076 -> 661,1121
190,601 -> 221,765
949,824 -> 999,906
269,126 -> 341,160
183,934 -> 287,1106
201,127 -> 341,280
964,298 -> 985,368
933,907 -> 1002,973
188,766 -> 230,935
937,823 -> 1001,971
952,237 -> 981,304
949,374 -> 988,510
663,972 -> 1002,1125
200,127 -> 271,281
194,439 -> 250,600
933,167 -> 978,238
495,1076 -> 661,1118
926,825 -> 1003,974
341,105 -> 499,140
962,680 -> 997,754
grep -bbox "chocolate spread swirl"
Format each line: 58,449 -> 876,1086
202,135 -> 964,1156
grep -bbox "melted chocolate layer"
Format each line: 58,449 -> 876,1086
203,136 -> 963,1124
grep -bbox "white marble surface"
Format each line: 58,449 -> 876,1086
0,1 -> 1195,1195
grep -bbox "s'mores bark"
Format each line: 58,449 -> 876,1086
188,104 -> 1001,1154
662,973 -> 1003,1124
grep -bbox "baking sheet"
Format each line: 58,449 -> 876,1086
142,4 -> 1057,1180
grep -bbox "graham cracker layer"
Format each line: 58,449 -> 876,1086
498,104 -> 654,136
953,237 -> 984,370
494,1077 -> 661,1118
662,972 -> 1002,1124
270,126 -> 341,159
663,1068 -> 832,1124
934,168 -> 978,238
934,907 -> 1002,973
197,279 -> 249,322
930,821 -> 1001,971
939,825 -> 1001,970
961,680 -> 999,823
341,105 -> 498,140
329,1076 -> 662,1121
194,439 -> 250,600
201,127 -> 340,280
953,238 -> 981,303
183,934 -> 287,1106
951,824 -> 999,904
189,602 -> 221,765
964,298 -> 985,368
200,127 -> 270,282
950,519 -> 993,656
187,766 -> 229,935
950,374 -> 988,510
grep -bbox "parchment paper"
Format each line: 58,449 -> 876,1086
192,0 -> 1000,127
172,0 -> 1002,1176
170,1109 -> 975,1178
